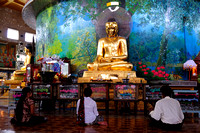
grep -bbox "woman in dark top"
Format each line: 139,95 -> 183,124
11,87 -> 47,125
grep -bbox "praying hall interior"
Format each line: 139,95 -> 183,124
0,0 -> 200,132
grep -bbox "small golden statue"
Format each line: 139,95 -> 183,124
4,44 -> 33,88
21,44 -> 32,71
14,44 -> 33,75
87,18 -> 133,71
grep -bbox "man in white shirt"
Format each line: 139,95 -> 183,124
149,85 -> 184,130
76,87 -> 107,125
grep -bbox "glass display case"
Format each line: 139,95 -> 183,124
58,84 -> 79,99
114,84 -> 137,100
145,85 -> 162,100
32,84 -> 51,99
173,90 -> 200,115
89,84 -> 107,100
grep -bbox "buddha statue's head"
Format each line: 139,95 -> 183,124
24,44 -> 32,54
105,18 -> 118,37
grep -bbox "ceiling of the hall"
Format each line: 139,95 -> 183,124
0,0 -> 27,12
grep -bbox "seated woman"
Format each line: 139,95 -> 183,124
11,87 -> 47,126
76,87 -> 107,126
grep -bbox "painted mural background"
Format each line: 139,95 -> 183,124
36,0 -> 200,79
127,0 -> 200,79
36,0 -> 102,72
0,43 -> 16,68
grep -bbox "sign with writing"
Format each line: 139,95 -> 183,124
115,84 -> 137,99
89,84 -> 106,99
13,93 -> 22,98
145,87 -> 162,100
32,84 -> 51,99
9,89 -> 22,106
59,85 -> 79,99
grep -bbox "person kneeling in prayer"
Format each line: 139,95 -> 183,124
76,87 -> 107,126
149,85 -> 184,130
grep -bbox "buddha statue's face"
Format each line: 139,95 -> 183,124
24,47 -> 29,54
105,22 -> 118,37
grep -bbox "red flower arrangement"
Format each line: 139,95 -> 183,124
136,62 -> 170,81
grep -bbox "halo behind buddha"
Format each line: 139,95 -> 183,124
96,6 -> 132,39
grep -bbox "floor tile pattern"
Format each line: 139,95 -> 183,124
0,108 -> 200,133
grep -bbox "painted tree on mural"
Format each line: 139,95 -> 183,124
37,0 -> 131,72
36,0 -> 200,75
53,0 -> 127,72
48,34 -> 62,55
36,15 -> 47,59
58,0 -> 128,44
59,0 -> 125,26
36,6 -> 62,60
126,0 -> 200,68
129,29 -> 161,67
66,28 -> 97,71
126,0 -> 162,67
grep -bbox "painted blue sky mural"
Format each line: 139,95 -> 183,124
36,0 -> 200,78
36,1 -> 97,72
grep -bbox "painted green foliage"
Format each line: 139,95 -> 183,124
48,34 -> 62,55
67,28 -> 97,72
36,0 -> 200,76
36,0 -> 123,73
36,5 -> 60,60
127,0 -> 200,68
129,30 -> 161,67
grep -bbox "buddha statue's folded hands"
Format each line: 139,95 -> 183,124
96,56 -> 112,63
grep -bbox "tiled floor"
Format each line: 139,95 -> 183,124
0,107 -> 200,133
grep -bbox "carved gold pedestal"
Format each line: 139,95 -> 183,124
78,71 -> 147,83
4,71 -> 26,89
4,80 -> 23,89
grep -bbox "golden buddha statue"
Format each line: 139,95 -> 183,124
4,44 -> 33,88
14,44 -> 33,75
78,19 -> 146,83
22,46 -> 32,69
87,19 -> 133,71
